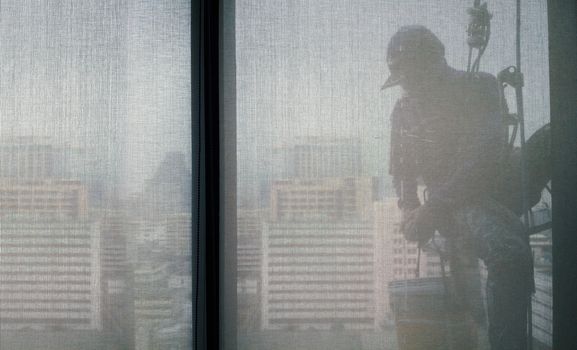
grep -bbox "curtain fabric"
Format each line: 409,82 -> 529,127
234,1 -> 551,349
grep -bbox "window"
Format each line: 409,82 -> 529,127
0,1 -> 192,349
191,0 -> 577,349
230,1 -> 555,350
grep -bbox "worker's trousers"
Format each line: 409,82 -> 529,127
441,198 -> 534,350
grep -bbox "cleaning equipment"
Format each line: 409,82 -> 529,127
466,0 -> 492,74
388,277 -> 477,350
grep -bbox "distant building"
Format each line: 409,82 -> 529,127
530,203 -> 552,272
529,199 -> 552,349
261,220 -> 378,331
245,136 -> 365,209
0,218 -> 101,330
134,297 -> 172,328
100,213 -> 136,278
141,152 -> 191,219
0,179 -> 87,218
272,137 -> 363,179
237,209 -> 266,331
100,213 -> 137,350
532,272 -> 552,349
133,260 -> 191,350
53,144 -> 113,208
135,221 -> 166,247
237,209 -> 266,276
151,319 -> 193,350
262,138 -> 382,331
133,263 -> 173,350
0,136 -> 55,179
165,213 -> 192,258
0,137 -> 112,208
270,176 -> 377,222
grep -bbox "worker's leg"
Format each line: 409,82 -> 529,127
453,199 -> 533,350
445,232 -> 486,325
485,266 -> 530,350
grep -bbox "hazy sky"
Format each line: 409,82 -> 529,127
0,0 -> 191,195
236,0 -> 550,202
125,0 -> 191,193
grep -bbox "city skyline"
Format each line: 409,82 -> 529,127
0,0 -> 191,195
0,133 -> 193,350
0,1 -> 192,349
236,131 -> 552,349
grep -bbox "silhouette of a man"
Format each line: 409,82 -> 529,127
385,25 -> 534,350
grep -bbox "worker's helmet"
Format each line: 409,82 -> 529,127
382,25 -> 446,90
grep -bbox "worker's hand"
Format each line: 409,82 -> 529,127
401,203 -> 441,243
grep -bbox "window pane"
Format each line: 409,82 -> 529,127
235,1 -> 551,349
0,1 -> 192,349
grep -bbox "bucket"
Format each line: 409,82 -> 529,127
388,277 -> 478,350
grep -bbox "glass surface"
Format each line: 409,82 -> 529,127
0,1 -> 192,349
235,1 -> 551,349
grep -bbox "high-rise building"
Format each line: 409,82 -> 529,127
237,209 -> 266,276
243,136 -> 365,209
529,198 -> 552,349
270,177 -> 377,222
272,137 -> 362,179
261,220 -> 378,331
100,213 -> 136,278
0,218 -> 101,330
261,137 -> 380,331
0,137 -> 111,209
165,213 -> 192,258
532,272 -> 552,349
0,137 -> 55,179
100,212 -> 137,350
530,203 -> 552,272
237,209 -> 266,330
53,144 -> 112,208
133,263 -> 173,350
141,152 -> 191,219
131,259 -> 191,350
0,179 -> 88,218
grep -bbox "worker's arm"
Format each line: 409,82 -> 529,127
389,99 -> 420,211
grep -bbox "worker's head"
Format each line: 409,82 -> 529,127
382,25 -> 447,93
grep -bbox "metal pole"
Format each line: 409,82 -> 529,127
516,0 -> 531,227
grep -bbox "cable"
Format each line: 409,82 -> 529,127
467,47 -> 473,73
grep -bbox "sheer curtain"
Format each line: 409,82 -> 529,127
232,1 -> 551,349
0,1 -> 192,349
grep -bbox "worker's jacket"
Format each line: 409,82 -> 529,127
389,66 -> 508,214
